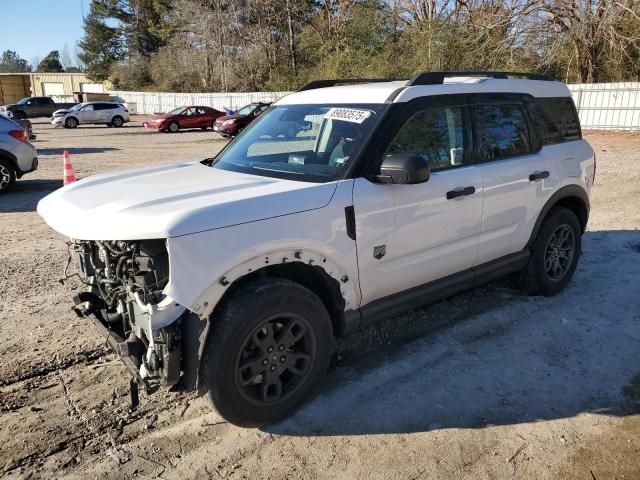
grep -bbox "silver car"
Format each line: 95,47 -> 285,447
51,101 -> 130,128
0,115 -> 38,192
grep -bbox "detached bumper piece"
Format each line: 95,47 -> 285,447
86,309 -> 157,399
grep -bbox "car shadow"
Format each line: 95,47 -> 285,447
0,179 -> 63,213
37,147 -> 120,155
266,230 -> 640,436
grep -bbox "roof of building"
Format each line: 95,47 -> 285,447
275,75 -> 572,106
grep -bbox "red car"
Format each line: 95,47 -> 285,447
144,106 -> 225,132
213,102 -> 271,137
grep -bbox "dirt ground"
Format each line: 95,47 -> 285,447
0,118 -> 638,480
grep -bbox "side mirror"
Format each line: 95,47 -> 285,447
376,154 -> 430,184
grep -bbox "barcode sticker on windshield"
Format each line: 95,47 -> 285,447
324,108 -> 371,124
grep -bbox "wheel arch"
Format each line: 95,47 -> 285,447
180,253 -> 359,394
0,149 -> 19,172
526,184 -> 589,249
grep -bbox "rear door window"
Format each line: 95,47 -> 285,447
475,104 -> 531,160
385,106 -> 468,171
528,98 -> 581,144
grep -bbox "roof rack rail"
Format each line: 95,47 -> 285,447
297,78 -> 401,92
408,71 -> 553,86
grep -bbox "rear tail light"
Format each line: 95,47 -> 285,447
8,130 -> 28,142
124,108 -> 129,112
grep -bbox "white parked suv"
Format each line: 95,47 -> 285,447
51,101 -> 130,128
38,71 -> 595,427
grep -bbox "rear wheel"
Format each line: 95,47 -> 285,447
202,278 -> 333,427
168,121 -> 179,133
520,207 -> 581,296
0,159 -> 16,192
111,116 -> 124,127
65,117 -> 78,129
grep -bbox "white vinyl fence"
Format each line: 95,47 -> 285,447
109,82 -> 640,130
568,82 -> 640,131
108,90 -> 292,115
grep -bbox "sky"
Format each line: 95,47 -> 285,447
0,0 -> 91,67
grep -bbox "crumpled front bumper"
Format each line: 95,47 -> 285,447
83,309 -> 155,395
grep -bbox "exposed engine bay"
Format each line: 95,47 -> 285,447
68,239 -> 186,397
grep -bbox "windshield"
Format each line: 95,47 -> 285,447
211,104 -> 387,183
167,107 -> 184,115
70,103 -> 84,111
236,104 -> 257,117
16,98 -> 31,105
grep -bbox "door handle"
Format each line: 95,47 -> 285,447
446,186 -> 476,200
529,170 -> 550,181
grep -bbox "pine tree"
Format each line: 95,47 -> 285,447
78,1 -> 124,81
0,50 -> 31,73
36,51 -> 65,72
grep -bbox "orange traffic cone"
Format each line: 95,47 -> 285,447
63,150 -> 77,185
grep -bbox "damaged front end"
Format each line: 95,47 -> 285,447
67,239 -> 186,403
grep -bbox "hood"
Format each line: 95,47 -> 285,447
1,104 -> 17,110
37,162 -> 337,240
150,114 -> 171,121
53,108 -> 71,115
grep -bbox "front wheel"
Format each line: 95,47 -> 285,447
202,278 -> 333,427
519,207 -> 582,296
65,117 -> 78,128
168,121 -> 179,133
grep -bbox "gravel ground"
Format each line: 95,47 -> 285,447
0,118 -> 638,479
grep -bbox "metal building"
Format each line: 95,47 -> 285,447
0,72 -> 106,104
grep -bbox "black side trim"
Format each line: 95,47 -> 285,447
357,250 -> 530,330
525,185 -> 590,249
342,309 -> 362,336
345,206 -> 356,240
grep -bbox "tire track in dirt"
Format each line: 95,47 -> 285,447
0,347 -> 108,387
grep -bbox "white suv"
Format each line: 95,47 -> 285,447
37,72 -> 595,427
51,101 -> 130,128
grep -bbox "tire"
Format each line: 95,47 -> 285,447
106,123 -> 114,128
65,117 -> 78,129
202,278 -> 333,427
0,158 -> 16,193
519,207 -> 582,296
168,121 -> 179,133
111,116 -> 124,127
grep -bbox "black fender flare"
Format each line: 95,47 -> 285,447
525,184 -> 590,249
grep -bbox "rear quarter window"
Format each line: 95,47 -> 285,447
528,97 -> 581,144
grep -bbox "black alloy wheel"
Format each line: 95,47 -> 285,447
519,206 -> 582,296
235,313 -> 316,405
202,278 -> 333,427
543,224 -> 575,281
